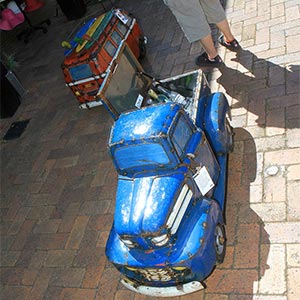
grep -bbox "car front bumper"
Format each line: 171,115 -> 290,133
121,278 -> 204,297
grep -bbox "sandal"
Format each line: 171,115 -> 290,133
219,35 -> 241,52
195,52 -> 224,68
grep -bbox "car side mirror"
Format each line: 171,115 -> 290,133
186,153 -> 195,160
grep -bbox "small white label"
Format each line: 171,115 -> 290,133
115,10 -> 129,24
135,94 -> 144,108
193,167 -> 215,196
174,94 -> 186,104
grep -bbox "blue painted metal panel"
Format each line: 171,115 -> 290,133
109,103 -> 180,145
196,92 -> 230,155
114,172 -> 185,236
106,198 -> 223,283
105,73 -> 232,293
109,103 -> 188,176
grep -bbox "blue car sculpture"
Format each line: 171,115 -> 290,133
95,44 -> 233,297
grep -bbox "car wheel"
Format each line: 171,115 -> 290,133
215,224 -> 226,264
226,119 -> 234,152
139,36 -> 147,60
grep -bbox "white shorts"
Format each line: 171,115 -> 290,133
164,0 -> 226,42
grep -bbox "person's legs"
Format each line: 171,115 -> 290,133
200,0 -> 240,51
200,34 -> 218,59
216,19 -> 235,42
164,0 -> 212,43
196,33 -> 223,67
217,19 -> 241,51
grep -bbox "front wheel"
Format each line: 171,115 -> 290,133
215,224 -> 226,264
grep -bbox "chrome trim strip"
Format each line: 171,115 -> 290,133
121,279 -> 204,297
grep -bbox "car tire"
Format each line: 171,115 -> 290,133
139,36 -> 147,60
215,224 -> 226,264
226,119 -> 234,152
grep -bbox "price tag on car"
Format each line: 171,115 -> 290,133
115,9 -> 129,24
135,94 -> 144,108
193,166 -> 215,196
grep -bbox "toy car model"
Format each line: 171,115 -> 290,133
100,44 -> 233,296
61,8 -> 146,107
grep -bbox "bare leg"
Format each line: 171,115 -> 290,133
200,33 -> 218,59
216,19 -> 235,42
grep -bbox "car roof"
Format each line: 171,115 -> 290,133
109,103 -> 181,146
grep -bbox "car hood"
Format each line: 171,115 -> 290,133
114,171 -> 185,236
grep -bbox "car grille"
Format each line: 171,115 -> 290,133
137,268 -> 176,282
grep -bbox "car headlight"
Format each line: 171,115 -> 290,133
172,266 -> 187,271
151,234 -> 169,246
121,238 -> 135,248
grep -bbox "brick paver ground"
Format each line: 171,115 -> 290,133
1,0 -> 299,299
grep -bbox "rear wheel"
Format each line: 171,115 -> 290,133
139,36 -> 147,60
215,224 -> 226,264
225,119 -> 234,152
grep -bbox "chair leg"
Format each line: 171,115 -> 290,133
17,19 -> 51,44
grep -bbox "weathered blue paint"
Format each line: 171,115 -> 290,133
105,77 -> 232,295
114,172 -> 185,236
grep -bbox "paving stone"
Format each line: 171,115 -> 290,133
114,289 -> 136,300
87,214 -> 114,231
248,295 -> 287,300
287,244 -> 300,267
249,184 -> 263,203
259,244 -> 286,294
1,285 -> 31,300
234,223 -> 260,268
252,202 -> 286,221
33,219 -> 61,234
133,293 -> 162,300
65,216 -> 89,250
199,292 -> 223,300
22,269 -> 39,286
206,268 -> 259,294
264,222 -> 300,243
287,181 -> 300,220
44,250 -> 76,268
287,267 -> 300,300
58,216 -> 76,233
285,4 -> 300,20
287,128 -> 300,148
43,286 -> 63,300
49,267 -> 85,288
26,268 -> 53,300
263,175 -> 286,203
265,148 -> 300,165
60,288 -> 96,300
79,200 -> 110,216
287,164 -> 300,181
96,267 -> 120,300
28,250 -> 48,269
0,267 -> 24,285
96,230 -> 110,248
82,261 -> 105,289
0,251 -> 21,267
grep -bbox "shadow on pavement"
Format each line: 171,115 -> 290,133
204,128 -> 270,297
217,49 -> 300,129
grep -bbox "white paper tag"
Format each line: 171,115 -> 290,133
135,94 -> 144,108
193,166 -> 215,196
115,10 -> 129,24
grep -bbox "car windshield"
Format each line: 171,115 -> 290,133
101,46 -> 149,114
114,143 -> 170,171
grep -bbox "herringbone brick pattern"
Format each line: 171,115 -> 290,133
0,0 -> 299,299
